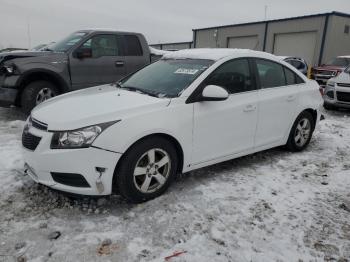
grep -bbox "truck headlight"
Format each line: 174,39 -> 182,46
3,64 -> 15,75
50,121 -> 118,149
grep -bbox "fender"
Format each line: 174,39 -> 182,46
16,68 -> 70,93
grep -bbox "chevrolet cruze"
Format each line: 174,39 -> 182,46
22,49 -> 323,203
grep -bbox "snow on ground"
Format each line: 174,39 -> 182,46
0,107 -> 350,262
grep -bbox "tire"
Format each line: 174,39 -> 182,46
286,111 -> 315,152
21,81 -> 58,114
116,137 -> 178,203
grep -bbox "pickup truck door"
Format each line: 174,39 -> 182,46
121,34 -> 150,75
69,34 -> 126,90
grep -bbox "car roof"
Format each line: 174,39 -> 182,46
77,29 -> 140,35
162,48 -> 279,62
338,55 -> 350,58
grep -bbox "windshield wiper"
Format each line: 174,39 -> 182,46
116,83 -> 164,98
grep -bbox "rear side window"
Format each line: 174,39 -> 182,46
284,67 -> 305,85
205,59 -> 255,94
256,59 -> 285,88
123,35 -> 143,56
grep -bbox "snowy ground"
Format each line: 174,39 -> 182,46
0,107 -> 350,262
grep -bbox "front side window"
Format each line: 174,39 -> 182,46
50,32 -> 87,52
256,59 -> 286,88
119,59 -> 213,97
205,59 -> 255,94
82,34 -> 120,58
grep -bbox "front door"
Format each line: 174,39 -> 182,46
192,58 -> 259,165
70,34 -> 126,90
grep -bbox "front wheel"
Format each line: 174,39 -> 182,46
286,111 -> 314,152
116,137 -> 178,203
21,81 -> 58,114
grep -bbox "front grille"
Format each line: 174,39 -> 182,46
30,117 -> 48,131
316,70 -> 336,76
51,172 -> 90,188
22,130 -> 41,151
337,91 -> 350,103
337,83 -> 350,88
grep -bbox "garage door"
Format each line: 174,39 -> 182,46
228,35 -> 259,50
273,31 -> 317,65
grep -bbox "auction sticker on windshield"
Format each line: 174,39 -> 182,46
174,68 -> 199,75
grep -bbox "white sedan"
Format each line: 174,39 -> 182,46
22,48 -> 323,203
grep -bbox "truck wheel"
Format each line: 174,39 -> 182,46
21,81 -> 58,114
116,137 -> 178,203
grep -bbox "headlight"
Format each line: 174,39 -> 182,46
50,121 -> 118,149
327,81 -> 335,87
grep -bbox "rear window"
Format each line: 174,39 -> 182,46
284,67 -> 305,85
326,57 -> 350,67
123,35 -> 143,56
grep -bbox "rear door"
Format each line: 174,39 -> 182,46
121,34 -> 149,75
69,34 -> 126,89
254,58 -> 303,148
192,58 -> 258,164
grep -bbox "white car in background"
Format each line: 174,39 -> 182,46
22,49 -> 323,203
324,66 -> 350,110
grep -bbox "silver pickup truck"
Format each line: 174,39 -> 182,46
0,30 -> 154,113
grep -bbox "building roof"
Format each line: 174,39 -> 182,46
193,11 -> 350,31
162,48 -> 276,61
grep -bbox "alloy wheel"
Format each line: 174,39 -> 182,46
36,88 -> 55,105
133,148 -> 171,194
294,118 -> 311,147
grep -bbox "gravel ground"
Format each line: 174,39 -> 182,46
0,107 -> 350,262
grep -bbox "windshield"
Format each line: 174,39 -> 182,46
326,57 -> 350,67
119,59 -> 213,97
49,32 -> 87,52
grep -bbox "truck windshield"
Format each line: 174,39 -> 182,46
48,32 -> 87,52
119,59 -> 213,98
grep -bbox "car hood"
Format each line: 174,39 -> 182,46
0,51 -> 66,65
331,71 -> 350,84
31,85 -> 171,131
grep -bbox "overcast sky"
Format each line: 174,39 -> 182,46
0,0 -> 350,49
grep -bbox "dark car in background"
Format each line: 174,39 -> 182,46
311,56 -> 350,87
0,30 -> 153,113
280,56 -> 308,75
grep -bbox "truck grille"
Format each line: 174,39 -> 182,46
22,131 -> 41,151
315,70 -> 336,76
337,92 -> 350,103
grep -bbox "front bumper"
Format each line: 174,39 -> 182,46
0,86 -> 18,107
323,84 -> 350,109
23,125 -> 122,196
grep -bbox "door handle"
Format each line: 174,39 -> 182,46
115,61 -> 125,67
243,105 -> 256,112
286,95 -> 296,102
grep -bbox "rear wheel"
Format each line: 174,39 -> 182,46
21,80 -> 58,114
116,137 -> 178,203
286,111 -> 314,152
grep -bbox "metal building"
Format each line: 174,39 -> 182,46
150,41 -> 192,51
193,12 -> 350,66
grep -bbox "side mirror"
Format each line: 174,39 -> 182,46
75,48 -> 92,59
201,85 -> 229,101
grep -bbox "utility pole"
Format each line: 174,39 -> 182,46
27,16 -> 31,49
